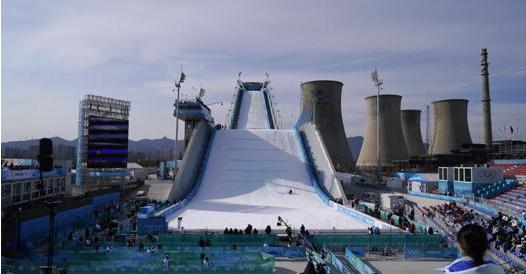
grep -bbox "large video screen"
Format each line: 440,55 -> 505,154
87,116 -> 129,168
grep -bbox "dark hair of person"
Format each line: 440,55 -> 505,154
456,224 -> 489,266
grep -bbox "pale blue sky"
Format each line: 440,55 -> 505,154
2,0 -> 526,142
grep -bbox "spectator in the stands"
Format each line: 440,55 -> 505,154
427,226 -> 434,235
163,255 -> 169,271
440,224 -> 504,274
245,224 -> 253,234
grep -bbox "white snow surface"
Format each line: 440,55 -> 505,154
236,90 -> 270,129
167,129 -> 371,231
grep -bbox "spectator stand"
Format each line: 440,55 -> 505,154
357,202 -> 432,235
423,201 -> 526,272
2,232 -> 278,274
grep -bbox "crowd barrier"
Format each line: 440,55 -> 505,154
407,191 -> 467,204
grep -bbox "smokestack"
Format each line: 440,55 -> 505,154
357,94 -> 409,167
428,99 -> 472,155
481,48 -> 492,145
401,110 -> 426,157
300,80 -> 355,171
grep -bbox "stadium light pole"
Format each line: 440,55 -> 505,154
173,72 -> 186,182
17,207 -> 22,254
371,68 -> 383,184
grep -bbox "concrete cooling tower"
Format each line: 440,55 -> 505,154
356,94 -> 409,167
401,109 -> 426,157
428,99 -> 472,155
300,80 -> 355,171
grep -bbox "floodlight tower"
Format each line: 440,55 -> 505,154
173,71 -> 186,182
371,68 -> 383,183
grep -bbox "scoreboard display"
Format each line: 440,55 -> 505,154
87,116 -> 129,168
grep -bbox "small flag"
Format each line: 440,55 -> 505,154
510,126 -> 514,134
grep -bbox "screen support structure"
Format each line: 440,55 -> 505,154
76,95 -> 130,191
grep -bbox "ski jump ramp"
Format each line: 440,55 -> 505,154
166,81 -> 390,232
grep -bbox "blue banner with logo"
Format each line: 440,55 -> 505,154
1,168 -> 66,181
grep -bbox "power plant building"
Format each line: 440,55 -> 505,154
300,80 -> 355,172
357,94 -> 409,167
428,99 -> 472,155
401,109 -> 426,157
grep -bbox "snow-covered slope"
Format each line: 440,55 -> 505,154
167,129 -> 371,231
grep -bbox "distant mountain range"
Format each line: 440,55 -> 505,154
1,137 -> 184,163
2,135 -> 364,163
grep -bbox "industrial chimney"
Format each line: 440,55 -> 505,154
401,109 -> 426,157
481,48 -> 492,145
356,94 -> 409,167
300,80 -> 355,171
428,99 -> 472,155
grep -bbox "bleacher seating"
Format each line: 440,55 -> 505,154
475,179 -> 518,198
2,240 -> 275,274
491,164 -> 526,176
491,184 -> 526,212
491,247 -> 521,270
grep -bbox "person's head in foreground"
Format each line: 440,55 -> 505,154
441,224 -> 504,274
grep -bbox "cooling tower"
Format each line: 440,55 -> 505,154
428,99 -> 472,155
401,109 -> 426,157
300,80 -> 355,171
356,94 -> 409,167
